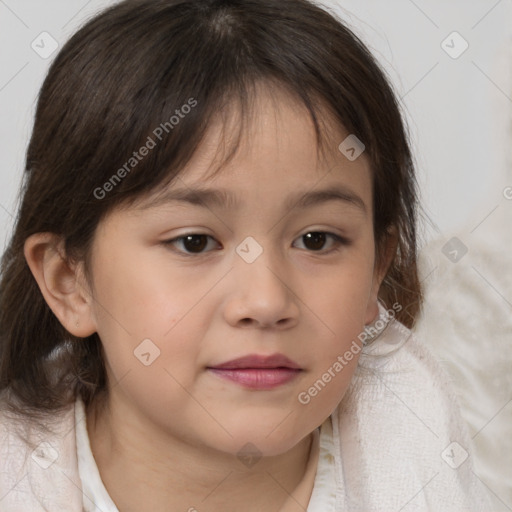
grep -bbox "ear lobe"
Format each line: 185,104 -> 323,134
23,233 -> 96,337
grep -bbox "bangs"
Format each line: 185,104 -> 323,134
117,77 -> 337,210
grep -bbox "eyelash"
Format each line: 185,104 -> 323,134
162,231 -> 351,257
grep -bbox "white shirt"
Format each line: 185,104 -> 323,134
75,397 -> 337,512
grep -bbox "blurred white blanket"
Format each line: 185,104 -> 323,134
331,303 -> 492,511
414,205 -> 512,510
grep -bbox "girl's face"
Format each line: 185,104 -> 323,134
84,87 -> 382,458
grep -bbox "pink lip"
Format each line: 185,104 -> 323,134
210,353 -> 301,370
207,353 -> 302,390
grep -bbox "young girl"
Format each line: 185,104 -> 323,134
0,0 -> 492,510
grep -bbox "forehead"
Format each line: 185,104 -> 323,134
136,84 -> 372,214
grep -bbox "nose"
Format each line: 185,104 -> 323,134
223,248 -> 299,330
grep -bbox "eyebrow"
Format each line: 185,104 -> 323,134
143,185 -> 367,215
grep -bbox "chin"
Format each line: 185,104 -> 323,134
217,423 -> 310,460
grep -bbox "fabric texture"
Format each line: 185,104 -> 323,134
333,304 -> 492,511
75,398 -> 118,512
75,397 -> 336,512
0,304 -> 493,511
414,205 -> 512,508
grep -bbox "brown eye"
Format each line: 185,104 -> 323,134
163,231 -> 349,257
182,235 -> 209,252
303,232 -> 327,251
294,232 -> 350,253
164,234 -> 219,255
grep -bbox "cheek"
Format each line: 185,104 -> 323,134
283,254 -> 373,420
296,351 -> 360,422
304,282 -> 367,389
307,248 -> 375,333
88,250 -> 222,388
90,246 -> 222,336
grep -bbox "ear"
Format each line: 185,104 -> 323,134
364,226 -> 398,324
24,233 -> 97,337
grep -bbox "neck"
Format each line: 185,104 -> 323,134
86,393 -> 318,512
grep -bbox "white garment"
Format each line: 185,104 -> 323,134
0,304 -> 493,510
75,395 -> 337,511
75,398 -> 118,512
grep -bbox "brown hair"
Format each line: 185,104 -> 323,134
0,0 -> 422,421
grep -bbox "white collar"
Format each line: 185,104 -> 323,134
75,397 -> 337,511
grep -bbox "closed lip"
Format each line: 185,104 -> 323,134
208,353 -> 301,370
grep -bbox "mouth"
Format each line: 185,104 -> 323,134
207,353 -> 303,390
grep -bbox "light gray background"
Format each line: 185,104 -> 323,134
1,0 -> 511,251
